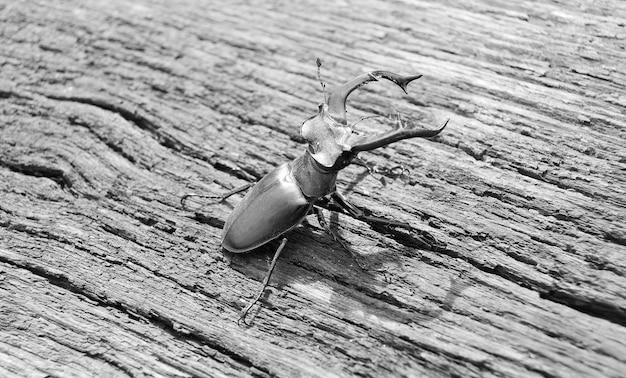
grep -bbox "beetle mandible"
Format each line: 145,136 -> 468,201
183,60 -> 448,324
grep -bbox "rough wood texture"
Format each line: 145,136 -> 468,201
1,0 -> 625,377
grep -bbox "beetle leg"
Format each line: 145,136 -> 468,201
352,157 -> 384,183
353,157 -> 410,183
378,165 -> 411,179
332,191 -> 411,228
330,192 -> 446,251
181,182 -> 255,210
238,237 -> 288,326
314,207 -> 367,270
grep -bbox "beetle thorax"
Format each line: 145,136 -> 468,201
300,104 -> 359,169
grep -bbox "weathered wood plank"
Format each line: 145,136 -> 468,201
1,0 -> 625,377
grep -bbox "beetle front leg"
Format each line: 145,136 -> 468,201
352,157 -> 410,183
181,182 -> 255,210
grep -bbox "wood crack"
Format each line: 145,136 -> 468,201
0,252 -> 269,376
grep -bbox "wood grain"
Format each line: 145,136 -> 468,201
1,0 -> 625,377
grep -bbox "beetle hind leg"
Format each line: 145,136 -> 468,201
238,237 -> 288,326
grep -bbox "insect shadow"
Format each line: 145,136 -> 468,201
217,178 -> 453,325
226,233 -> 469,326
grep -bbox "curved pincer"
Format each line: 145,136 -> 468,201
326,71 -> 422,125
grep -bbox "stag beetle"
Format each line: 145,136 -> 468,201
183,60 -> 448,324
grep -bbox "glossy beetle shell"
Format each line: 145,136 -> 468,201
222,162 -> 313,253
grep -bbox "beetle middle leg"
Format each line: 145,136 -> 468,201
328,191 -> 446,252
313,207 -> 368,270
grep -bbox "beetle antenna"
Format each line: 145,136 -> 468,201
238,237 -> 288,326
316,57 -> 327,103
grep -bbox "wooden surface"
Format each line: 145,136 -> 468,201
1,0 -> 625,377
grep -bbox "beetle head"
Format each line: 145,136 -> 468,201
300,103 -> 360,169
301,70 -> 447,170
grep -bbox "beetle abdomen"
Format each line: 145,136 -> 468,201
222,162 -> 312,253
